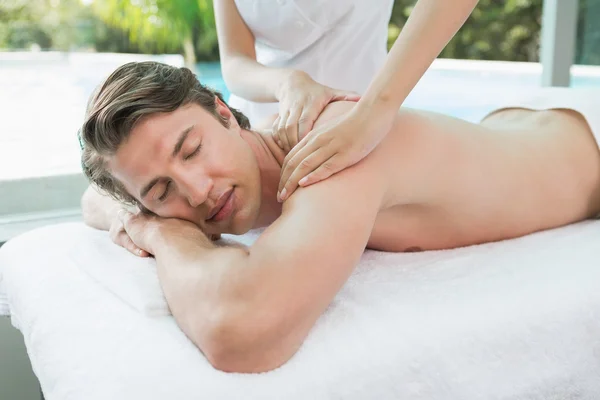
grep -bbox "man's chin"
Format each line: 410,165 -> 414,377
226,211 -> 259,236
226,222 -> 252,236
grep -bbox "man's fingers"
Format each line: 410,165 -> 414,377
117,208 -> 132,226
120,234 -> 148,257
278,147 -> 331,201
110,224 -> 147,257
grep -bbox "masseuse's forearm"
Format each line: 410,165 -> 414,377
358,0 -> 479,116
221,55 -> 298,103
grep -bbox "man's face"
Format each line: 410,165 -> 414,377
108,100 -> 262,235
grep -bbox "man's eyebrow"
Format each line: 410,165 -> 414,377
171,125 -> 195,158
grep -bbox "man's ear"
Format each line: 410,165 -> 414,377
214,95 -> 239,129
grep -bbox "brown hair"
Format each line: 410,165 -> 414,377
79,61 -> 250,206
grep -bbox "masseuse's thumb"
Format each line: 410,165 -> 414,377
331,90 -> 361,103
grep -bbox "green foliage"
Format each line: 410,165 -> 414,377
1,0 -> 599,67
389,0 -> 600,65
389,0 -> 543,62
92,0 -> 219,60
0,0 -> 133,51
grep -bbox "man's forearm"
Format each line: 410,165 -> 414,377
150,225 -> 271,371
81,186 -> 124,230
149,221 -> 305,373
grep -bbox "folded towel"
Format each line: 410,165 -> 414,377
68,227 -> 169,316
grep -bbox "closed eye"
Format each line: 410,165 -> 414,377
158,181 -> 172,202
184,144 -> 201,161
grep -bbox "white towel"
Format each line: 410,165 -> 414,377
2,221 -> 600,399
68,227 -> 170,316
69,226 -> 263,316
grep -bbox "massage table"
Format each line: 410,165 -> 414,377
1,221 -> 600,399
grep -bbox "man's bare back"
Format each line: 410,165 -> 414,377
263,101 -> 600,252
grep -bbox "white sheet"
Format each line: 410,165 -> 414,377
1,221 -> 600,399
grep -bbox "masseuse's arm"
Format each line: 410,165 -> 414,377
120,137 -> 386,373
278,0 -> 480,199
213,0 -> 359,150
213,0 -> 286,103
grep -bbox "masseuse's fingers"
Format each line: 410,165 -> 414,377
274,111 -> 292,152
272,116 -> 283,148
296,105 -> 320,144
278,148 -> 334,202
295,153 -> 343,188
279,134 -> 319,194
280,106 -> 303,151
278,136 -> 332,198
330,90 -> 361,103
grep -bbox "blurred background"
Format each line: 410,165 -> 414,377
1,0 -> 600,242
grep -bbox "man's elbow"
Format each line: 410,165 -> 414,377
81,186 -> 101,229
198,314 -> 294,373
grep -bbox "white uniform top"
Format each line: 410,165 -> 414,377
228,0 -> 394,125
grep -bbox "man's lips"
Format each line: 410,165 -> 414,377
206,188 -> 234,221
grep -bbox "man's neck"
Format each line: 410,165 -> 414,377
240,129 -> 286,227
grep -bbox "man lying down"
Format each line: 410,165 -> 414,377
79,61 -> 600,373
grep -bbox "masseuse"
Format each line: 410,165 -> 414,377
214,0 -> 480,200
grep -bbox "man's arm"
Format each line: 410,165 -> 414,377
81,185 -> 129,231
81,186 -> 155,256
123,135 -> 388,373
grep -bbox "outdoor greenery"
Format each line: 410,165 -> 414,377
1,0 -> 599,65
389,0 -> 543,62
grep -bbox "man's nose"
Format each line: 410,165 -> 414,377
178,172 -> 213,208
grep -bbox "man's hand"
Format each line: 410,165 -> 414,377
110,209 -> 151,257
116,210 -> 219,257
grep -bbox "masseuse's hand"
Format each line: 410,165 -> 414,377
273,71 -> 360,153
278,105 -> 395,202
